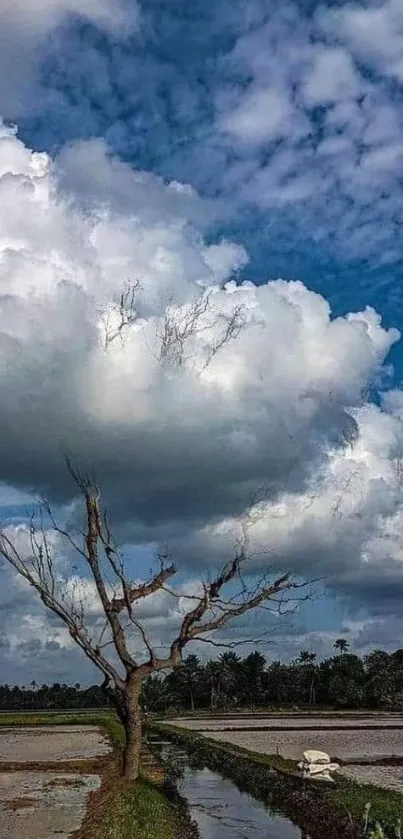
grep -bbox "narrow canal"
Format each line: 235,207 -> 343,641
148,734 -> 311,839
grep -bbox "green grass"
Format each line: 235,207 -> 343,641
93,781 -> 184,839
0,710 -> 114,726
366,825 -> 401,839
331,778 -> 403,833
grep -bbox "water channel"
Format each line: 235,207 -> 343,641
148,735 -> 311,839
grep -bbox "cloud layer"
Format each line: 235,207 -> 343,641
2,0 -> 399,288
0,0 -> 138,117
0,124 -> 402,680
1,2 -> 403,678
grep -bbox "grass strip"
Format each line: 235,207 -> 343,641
87,780 -> 188,839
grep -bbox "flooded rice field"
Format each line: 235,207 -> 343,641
170,714 -> 403,760
0,725 -> 111,763
0,726 -> 109,838
0,771 -> 100,839
168,714 -> 403,793
201,727 -> 403,762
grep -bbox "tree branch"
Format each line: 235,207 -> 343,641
101,279 -> 140,350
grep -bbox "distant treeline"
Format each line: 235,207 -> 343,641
0,681 -> 109,711
142,643 -> 403,713
2,642 -> 403,712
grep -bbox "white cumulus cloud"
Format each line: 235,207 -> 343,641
0,124 -> 402,679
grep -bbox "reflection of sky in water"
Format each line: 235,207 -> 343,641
182,768 -> 303,839
160,743 -> 307,839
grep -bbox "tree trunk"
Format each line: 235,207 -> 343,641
122,680 -> 142,781
211,683 -> 217,710
309,674 -> 315,706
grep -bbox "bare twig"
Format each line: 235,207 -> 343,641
158,289 -> 246,370
101,279 -> 141,350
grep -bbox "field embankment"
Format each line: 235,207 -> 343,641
153,717 -> 403,838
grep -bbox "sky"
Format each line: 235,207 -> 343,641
1,0 -> 403,684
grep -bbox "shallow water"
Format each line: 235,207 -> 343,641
148,736 -> 310,839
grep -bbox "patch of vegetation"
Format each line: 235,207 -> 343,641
362,803 -> 402,838
0,710 -> 112,727
153,723 -> 403,839
368,827 -> 401,839
332,779 -> 403,836
88,780 -> 190,839
141,646 -> 403,714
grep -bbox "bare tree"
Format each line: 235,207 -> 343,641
0,461 -> 310,781
0,279 -> 313,780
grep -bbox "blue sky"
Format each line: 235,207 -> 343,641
28,4 -> 403,387
12,0 -> 403,336
1,0 -> 403,681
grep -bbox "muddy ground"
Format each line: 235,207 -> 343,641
0,726 -> 111,763
200,727 -> 403,761
0,726 -> 111,839
169,714 -> 403,731
169,714 -> 403,793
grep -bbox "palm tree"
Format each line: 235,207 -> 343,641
29,680 -> 37,709
181,655 -> 201,712
298,650 -> 316,665
298,650 -> 317,705
334,638 -> 349,655
218,652 -> 241,708
204,661 -> 220,711
242,651 -> 266,707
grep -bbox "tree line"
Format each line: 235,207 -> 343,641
3,641 -> 403,713
0,681 -> 108,711
141,641 -> 403,713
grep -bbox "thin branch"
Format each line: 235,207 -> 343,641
101,278 -> 141,350
0,529 -> 124,688
158,289 -> 246,370
191,629 -> 279,649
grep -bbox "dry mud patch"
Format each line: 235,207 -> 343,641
0,726 -> 111,838
338,765 -> 403,794
0,771 -> 101,839
188,723 -> 403,795
0,726 -> 111,763
170,714 -> 403,731
203,728 -> 403,761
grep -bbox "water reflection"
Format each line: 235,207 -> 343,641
148,736 -> 310,839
